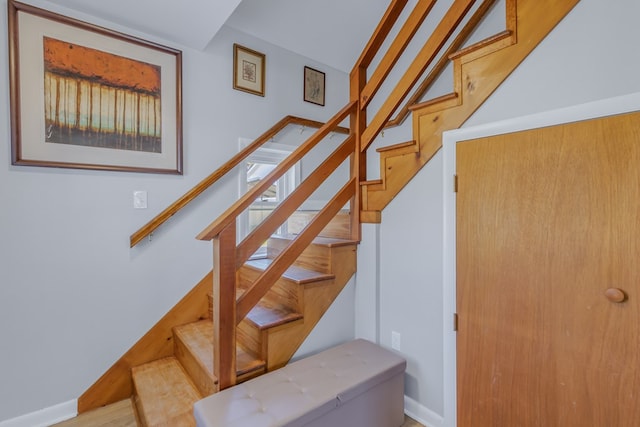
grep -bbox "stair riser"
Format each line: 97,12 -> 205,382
267,239 -> 333,274
238,266 -> 301,310
237,320 -> 265,360
174,334 -> 217,396
287,211 -> 351,240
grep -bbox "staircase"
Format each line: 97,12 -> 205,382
129,231 -> 356,425
77,0 -> 580,424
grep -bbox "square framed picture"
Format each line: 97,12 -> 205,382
233,44 -> 265,97
8,0 -> 183,174
304,66 -> 325,106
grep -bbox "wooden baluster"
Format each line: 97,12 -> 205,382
212,221 -> 237,390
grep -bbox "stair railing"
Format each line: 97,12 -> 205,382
129,116 -> 349,247
356,0 -> 479,154
128,0 -> 505,393
195,0 -> 500,389
196,102 -> 357,389
353,0 -> 519,217
385,0 -> 500,128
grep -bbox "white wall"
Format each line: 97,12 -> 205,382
0,0 -> 353,422
356,0 -> 640,426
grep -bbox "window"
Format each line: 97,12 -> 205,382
238,139 -> 299,256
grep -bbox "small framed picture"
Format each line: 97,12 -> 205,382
233,44 -> 265,97
304,66 -> 325,106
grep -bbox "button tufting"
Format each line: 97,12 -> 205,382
193,340 -> 407,427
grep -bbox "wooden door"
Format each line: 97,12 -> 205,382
456,112 -> 640,426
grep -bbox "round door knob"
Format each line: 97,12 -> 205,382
604,288 -> 627,303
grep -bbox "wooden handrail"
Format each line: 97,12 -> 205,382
360,0 -> 477,153
235,135 -> 355,268
360,0 -> 436,110
197,101 -> 356,241
385,0 -> 499,128
129,116 -> 349,247
353,0 -> 410,71
235,178 -> 356,323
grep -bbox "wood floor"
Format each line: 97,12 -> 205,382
51,399 -> 425,426
51,399 -> 137,426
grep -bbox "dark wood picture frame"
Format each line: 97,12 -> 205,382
303,66 -> 325,106
8,0 -> 183,174
233,43 -> 265,97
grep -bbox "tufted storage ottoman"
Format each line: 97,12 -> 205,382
193,339 -> 406,427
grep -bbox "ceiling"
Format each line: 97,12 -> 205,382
42,0 -> 391,73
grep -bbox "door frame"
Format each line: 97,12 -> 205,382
441,92 -> 640,427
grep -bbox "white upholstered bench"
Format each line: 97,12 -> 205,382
193,339 -> 406,427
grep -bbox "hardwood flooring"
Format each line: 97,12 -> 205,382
51,399 -> 425,426
51,399 -> 137,426
402,416 -> 426,427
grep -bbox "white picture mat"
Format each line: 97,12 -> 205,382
16,10 -> 179,171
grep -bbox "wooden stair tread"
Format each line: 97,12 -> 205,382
132,357 -> 201,427
245,258 -> 335,284
247,302 -> 304,330
409,92 -> 459,111
270,233 -> 359,248
376,140 -> 417,153
174,320 -> 265,378
448,29 -> 513,60
360,179 -> 383,186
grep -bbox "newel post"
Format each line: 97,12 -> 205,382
350,65 -> 367,241
212,221 -> 237,390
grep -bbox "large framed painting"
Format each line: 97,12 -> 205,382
8,0 -> 183,174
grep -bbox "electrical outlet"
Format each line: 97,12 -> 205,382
391,331 -> 401,351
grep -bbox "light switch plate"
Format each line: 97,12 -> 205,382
133,190 -> 147,209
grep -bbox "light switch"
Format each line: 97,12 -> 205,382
133,191 -> 147,209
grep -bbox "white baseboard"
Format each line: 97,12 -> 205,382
404,395 -> 444,427
0,400 -> 76,427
